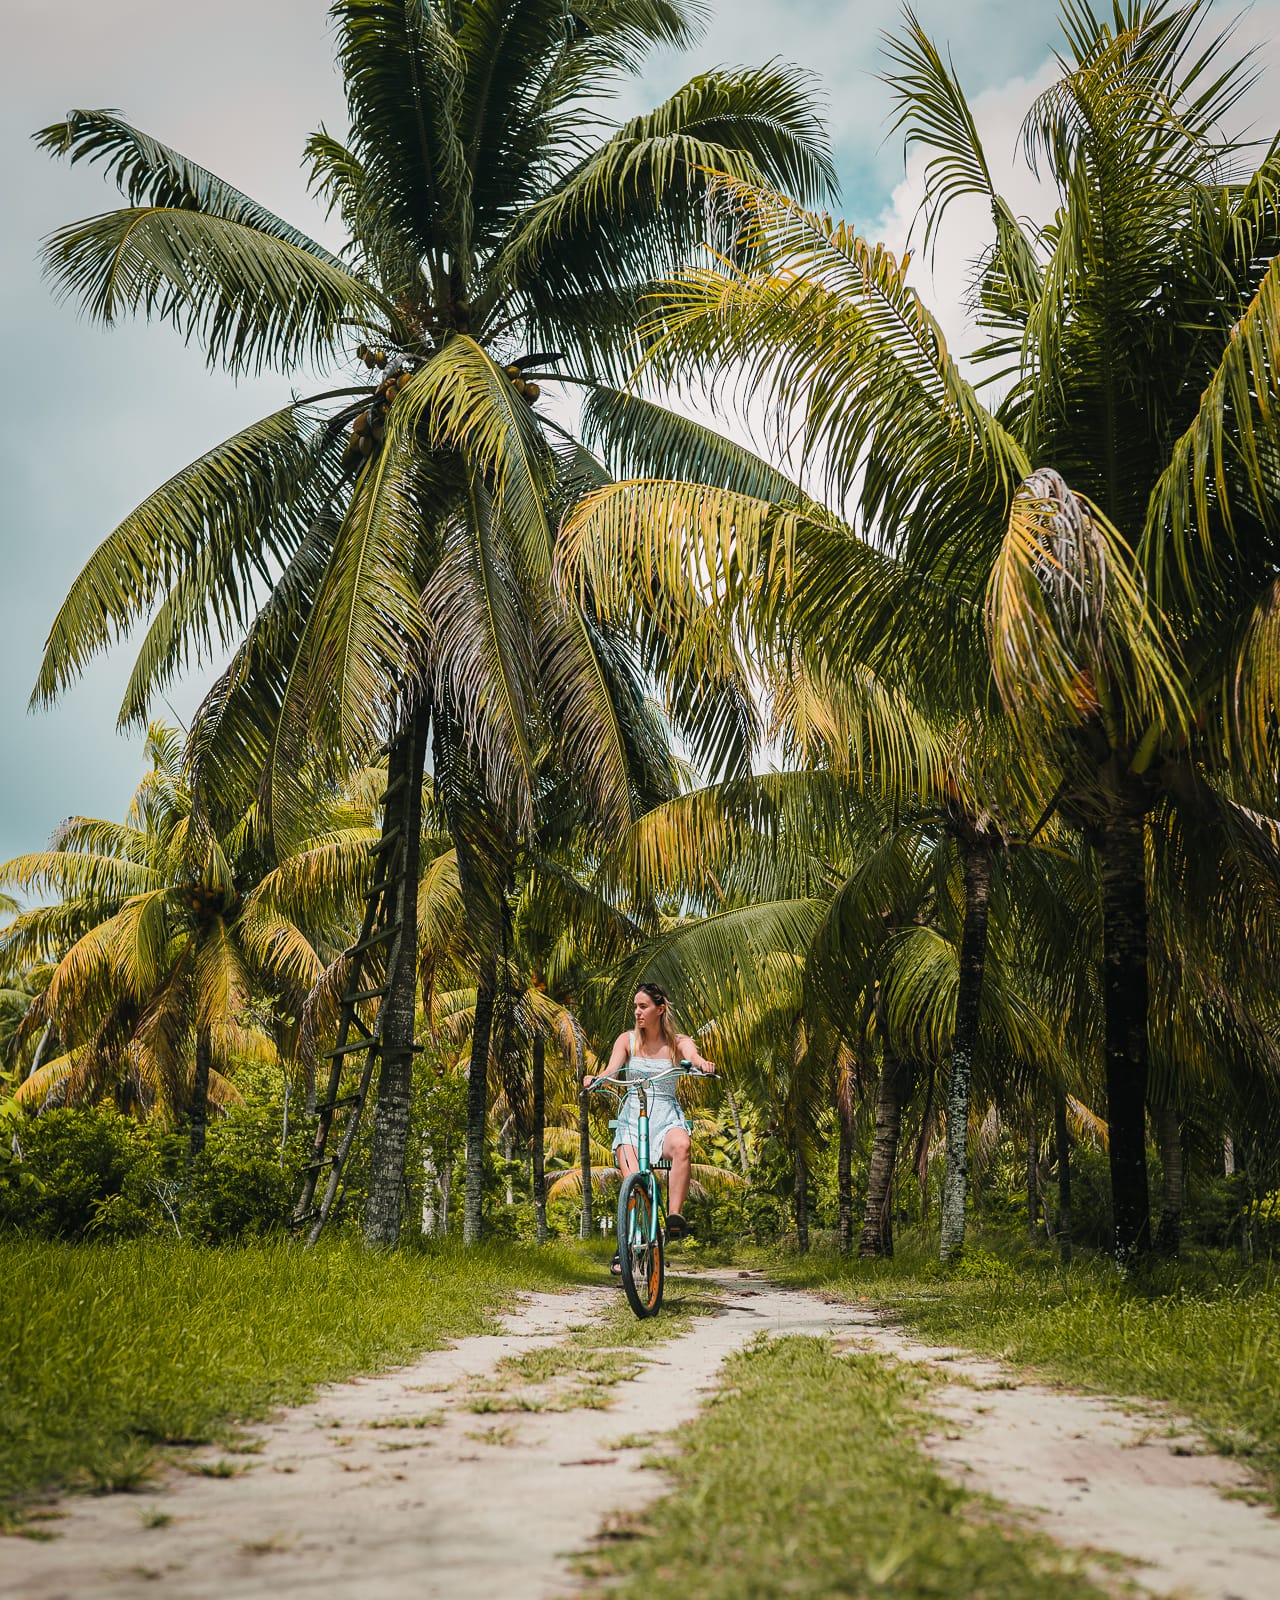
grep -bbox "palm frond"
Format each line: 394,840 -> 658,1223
36,110 -> 352,264
987,468 -> 1188,754
34,401 -> 348,719
42,207 -> 391,374
882,8 -> 1042,311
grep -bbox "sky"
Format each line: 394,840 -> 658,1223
2,0 -> 1276,865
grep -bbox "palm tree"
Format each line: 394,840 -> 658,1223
0,727 -> 322,1147
564,0 -> 1280,1261
32,0 -> 834,1245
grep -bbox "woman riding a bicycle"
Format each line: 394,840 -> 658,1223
583,981 -> 716,1260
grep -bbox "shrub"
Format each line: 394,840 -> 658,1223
0,1105 -> 302,1243
0,1109 -> 163,1240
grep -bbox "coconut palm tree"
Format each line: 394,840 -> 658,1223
32,0 -> 834,1244
564,0 -> 1280,1260
0,727 -> 323,1147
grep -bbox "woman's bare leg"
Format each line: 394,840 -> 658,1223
610,1147 -> 639,1269
665,1129 -> 692,1215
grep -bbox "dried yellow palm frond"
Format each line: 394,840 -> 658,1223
986,469 -> 1188,758
546,1165 -> 620,1202
12,1053 -> 74,1106
1067,1094 -> 1108,1149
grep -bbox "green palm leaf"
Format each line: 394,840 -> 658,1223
36,110 -> 352,265
422,494 -> 539,823
580,387 -> 806,501
42,206 -> 392,374
33,401 -> 348,717
499,63 -> 834,298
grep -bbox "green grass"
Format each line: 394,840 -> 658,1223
772,1237 -> 1280,1504
1,1236 -> 589,1514
580,1334 -> 1110,1599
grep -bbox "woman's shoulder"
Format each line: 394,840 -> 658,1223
614,1029 -> 633,1052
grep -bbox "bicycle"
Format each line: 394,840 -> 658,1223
587,1062 -> 701,1319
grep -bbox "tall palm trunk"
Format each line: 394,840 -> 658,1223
189,1025 -> 213,1158
1054,1092 -> 1072,1264
363,710 -> 428,1247
439,1146 -> 453,1233
1154,1103 -> 1182,1257
793,1141 -> 810,1253
462,950 -> 498,1246
1098,802 -> 1151,1262
939,832 -> 995,1259
860,1047 -> 915,1257
578,1091 -> 594,1238
1025,1111 -> 1039,1234
421,1146 -> 438,1235
837,1092 -> 853,1254
725,1083 -> 750,1177
532,1032 -> 547,1244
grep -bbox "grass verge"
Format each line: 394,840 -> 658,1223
773,1238 -> 1280,1505
579,1334 -> 1110,1599
1,1235 -> 589,1516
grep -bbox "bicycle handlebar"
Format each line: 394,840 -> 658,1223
584,1061 -> 714,1097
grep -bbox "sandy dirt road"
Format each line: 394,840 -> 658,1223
5,1271 -> 1279,1600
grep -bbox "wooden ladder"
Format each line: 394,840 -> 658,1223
291,740 -> 418,1245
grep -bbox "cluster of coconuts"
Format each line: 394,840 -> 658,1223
342,345 -> 413,476
185,884 -> 236,923
505,364 -> 541,404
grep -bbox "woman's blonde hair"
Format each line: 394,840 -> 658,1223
635,981 -> 681,1055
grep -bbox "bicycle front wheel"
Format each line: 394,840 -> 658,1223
617,1171 -> 664,1318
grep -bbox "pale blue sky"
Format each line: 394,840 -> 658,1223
0,0 -> 1258,862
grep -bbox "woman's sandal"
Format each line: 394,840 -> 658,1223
665,1213 -> 691,1241
610,1252 -> 622,1275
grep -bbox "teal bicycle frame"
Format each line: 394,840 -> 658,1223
590,1062 -> 695,1316
628,1074 -> 667,1241
595,1062 -> 692,1196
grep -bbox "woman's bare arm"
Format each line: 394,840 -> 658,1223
677,1034 -> 716,1073
584,1032 -> 630,1088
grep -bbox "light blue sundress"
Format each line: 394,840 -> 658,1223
611,1031 -> 691,1161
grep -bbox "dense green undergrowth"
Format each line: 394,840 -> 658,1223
1,1237 -> 590,1514
581,1334 -> 1108,1599
773,1235 -> 1280,1503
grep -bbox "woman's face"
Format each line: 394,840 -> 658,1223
634,990 -> 664,1033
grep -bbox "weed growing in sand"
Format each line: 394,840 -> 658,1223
362,1412 -> 444,1430
182,1459 -> 251,1479
466,1424 -> 521,1446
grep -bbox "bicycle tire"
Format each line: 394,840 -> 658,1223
617,1171 -> 664,1318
